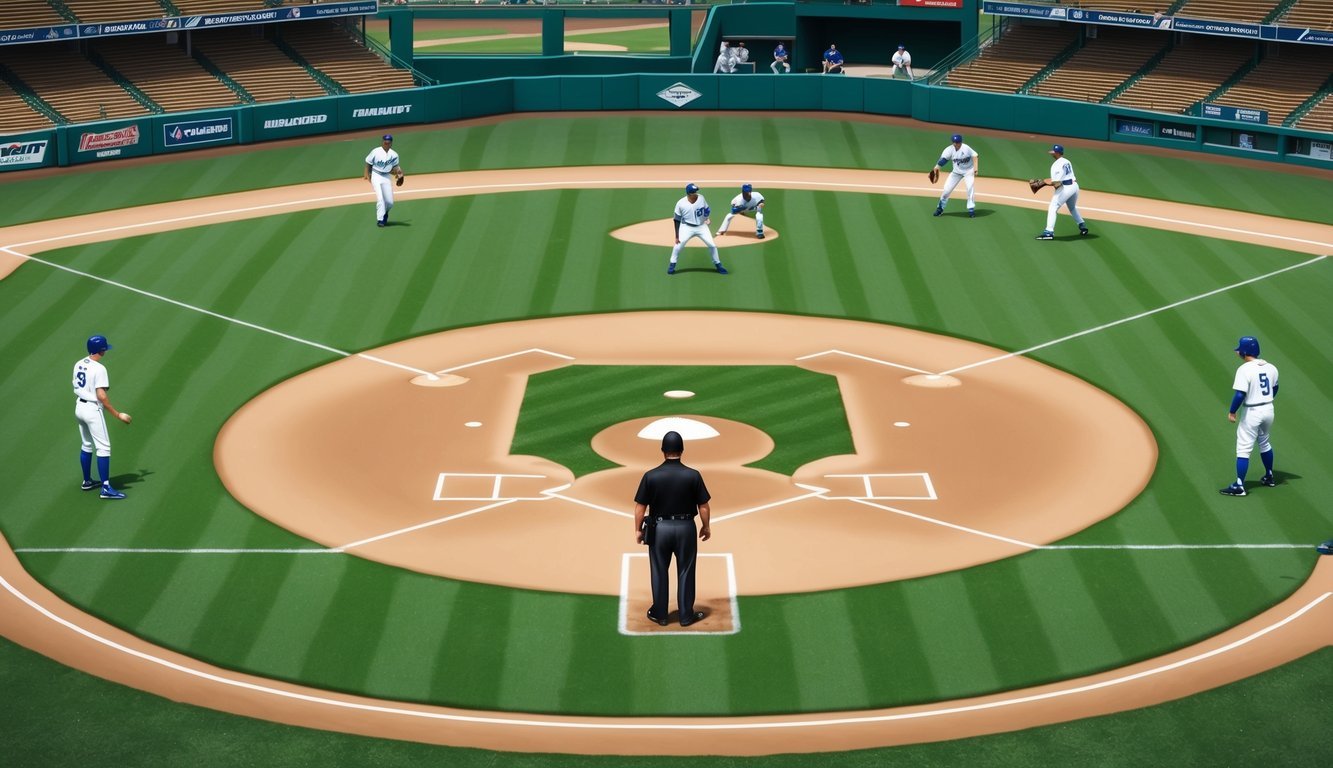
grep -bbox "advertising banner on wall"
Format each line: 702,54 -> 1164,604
981,1 -> 1333,46
1202,104 -> 1268,124
65,119 -> 155,164
0,25 -> 77,45
339,90 -> 426,129
898,0 -> 964,7
162,116 -> 235,149
0,134 -> 54,171
250,101 -> 337,141
1114,118 -> 1153,138
1158,122 -> 1198,141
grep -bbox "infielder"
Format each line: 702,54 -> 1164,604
669,183 -> 726,275
1220,336 -> 1278,496
771,42 -> 791,74
716,183 -> 766,238
931,133 -> 980,218
1034,144 -> 1089,240
363,133 -> 403,227
74,335 -> 131,499
891,44 -> 914,80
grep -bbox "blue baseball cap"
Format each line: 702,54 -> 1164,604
1235,336 -> 1260,357
952,134 -> 963,143
86,335 -> 111,355
898,44 -> 906,50
1049,144 -> 1064,154
382,134 -> 393,141
741,183 -> 753,193
685,183 -> 699,194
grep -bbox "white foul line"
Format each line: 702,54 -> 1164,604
795,349 -> 933,375
337,498 -> 520,550
849,497 -> 1041,550
543,491 -> 634,519
940,255 -> 1328,376
13,547 -> 341,555
0,568 -> 1325,731
437,348 -> 576,375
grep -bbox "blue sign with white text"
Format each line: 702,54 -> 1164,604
163,117 -> 234,147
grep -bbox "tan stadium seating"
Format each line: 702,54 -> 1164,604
1076,2 -> 1176,13
946,24 -> 1080,93
192,27 -> 327,102
0,80 -> 56,134
95,36 -> 243,112
1111,36 -> 1252,113
1294,94 -> 1332,131
0,45 -> 148,124
278,22 -> 416,94
1174,0 -> 1281,22
174,1 -> 306,13
63,1 -> 172,23
1210,46 -> 1333,124
0,3 -> 67,30
1030,27 -> 1166,102
1279,0 -> 1333,30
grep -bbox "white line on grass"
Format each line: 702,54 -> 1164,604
795,349 -> 932,374
337,498 -> 520,550
437,348 -> 575,375
848,497 -> 1042,549
0,568 -> 1325,731
939,254 -> 1328,376
13,547 -> 341,554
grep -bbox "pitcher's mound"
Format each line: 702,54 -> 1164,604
612,220 -> 778,247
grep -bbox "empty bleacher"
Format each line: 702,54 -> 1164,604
1209,46 -> 1333,124
192,27 -> 327,102
174,1 -> 289,13
1111,36 -> 1253,113
278,22 -> 416,94
1,80 -> 56,134
0,2 -> 67,30
1294,93 -> 1332,131
945,24 -> 1079,93
1030,27 -> 1166,102
1176,0 -> 1281,22
63,1 -> 172,23
1077,2 -> 1176,13
1279,0 -> 1333,29
95,36 -> 243,112
0,44 -> 148,124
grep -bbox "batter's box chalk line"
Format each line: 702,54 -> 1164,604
819,472 -> 937,500
618,552 -> 741,637
431,472 -> 557,502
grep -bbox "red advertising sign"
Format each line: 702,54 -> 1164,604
78,125 -> 140,152
898,0 -> 965,7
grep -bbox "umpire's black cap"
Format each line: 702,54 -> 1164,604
661,431 -> 684,453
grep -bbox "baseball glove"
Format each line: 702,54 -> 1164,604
928,167 -> 939,184
396,174 -> 404,187
1028,178 -> 1045,194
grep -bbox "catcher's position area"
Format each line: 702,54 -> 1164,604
216,311 -> 1156,604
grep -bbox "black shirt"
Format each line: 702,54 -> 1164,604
634,459 -> 710,518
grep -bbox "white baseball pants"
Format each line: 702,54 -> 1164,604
671,223 -> 719,265
371,173 -> 395,222
1046,182 -> 1085,232
1235,403 -> 1274,457
940,171 -> 975,210
75,399 -> 111,457
717,209 -> 764,235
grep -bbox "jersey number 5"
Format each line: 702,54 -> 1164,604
1258,373 -> 1271,396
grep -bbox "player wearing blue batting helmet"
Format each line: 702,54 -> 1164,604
741,184 -> 752,193
685,183 -> 699,194
951,134 -> 962,144
87,335 -> 112,355
1235,336 -> 1260,357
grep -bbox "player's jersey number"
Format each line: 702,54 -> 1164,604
76,371 -> 86,388
1259,373 -> 1271,396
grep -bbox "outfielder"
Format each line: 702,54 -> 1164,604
891,44 -> 914,80
715,183 -> 766,238
1034,144 -> 1089,240
1220,336 -> 1278,497
73,335 -> 131,499
669,184 -> 726,275
363,133 -> 403,227
771,42 -> 791,74
931,133 -> 979,218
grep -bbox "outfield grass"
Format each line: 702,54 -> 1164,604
1,117 -> 1330,762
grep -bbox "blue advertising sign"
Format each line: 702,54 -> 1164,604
1114,118 -> 1154,138
80,18 -> 178,38
1073,9 -> 1174,29
1202,104 -> 1268,124
182,1 -> 378,30
1172,17 -> 1261,39
983,2 -> 1333,47
163,117 -> 234,147
0,25 -> 77,45
1158,122 -> 1198,141
981,2 -> 1065,20
1270,27 -> 1333,46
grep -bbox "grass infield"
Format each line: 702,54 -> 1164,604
1,116 -> 1330,763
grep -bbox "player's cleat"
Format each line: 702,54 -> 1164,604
646,610 -> 669,627
1260,473 -> 1277,487
81,479 -> 98,491
100,484 -> 126,500
715,263 -> 728,275
933,206 -> 944,217
1079,225 -> 1090,236
1036,231 -> 1055,240
968,209 -> 976,218
756,231 -> 765,239
376,221 -> 385,228
667,263 -> 675,275
1219,483 -> 1246,497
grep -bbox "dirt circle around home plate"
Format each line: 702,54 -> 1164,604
213,310 -> 1156,597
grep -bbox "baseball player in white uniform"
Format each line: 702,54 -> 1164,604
1220,336 -> 1278,496
74,335 -> 131,499
669,184 -> 726,275
363,133 -> 403,227
1035,144 -> 1089,240
890,44 -> 914,80
932,133 -> 979,218
715,184 -> 766,238
713,41 -> 735,74
733,41 -> 750,70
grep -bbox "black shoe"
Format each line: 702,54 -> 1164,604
679,611 -> 705,627
1260,473 -> 1277,487
646,611 -> 669,626
1219,482 -> 1246,497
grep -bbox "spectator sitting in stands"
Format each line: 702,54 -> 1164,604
823,44 -> 845,75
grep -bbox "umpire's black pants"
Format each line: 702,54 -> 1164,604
648,518 -> 697,619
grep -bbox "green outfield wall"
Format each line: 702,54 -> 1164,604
3,3 -> 1328,172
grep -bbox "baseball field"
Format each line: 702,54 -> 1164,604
1,114 -> 1331,766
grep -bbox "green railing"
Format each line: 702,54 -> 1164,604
1018,32 -> 1084,94
351,22 -> 440,86
1284,73 -> 1333,127
272,34 -> 348,96
87,46 -> 164,114
190,50 -> 257,104
1192,56 -> 1260,115
1100,39 -> 1173,104
0,61 -> 67,125
924,17 -> 1006,87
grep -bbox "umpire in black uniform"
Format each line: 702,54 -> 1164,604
633,430 -> 712,627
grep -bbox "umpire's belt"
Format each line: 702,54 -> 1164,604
654,515 -> 694,521
1061,179 -> 1075,186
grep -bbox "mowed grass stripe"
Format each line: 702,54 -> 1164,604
959,564 -> 1063,690
723,598 -> 802,714
430,583 -> 514,708
363,575 -> 461,702
842,583 -> 936,706
899,574 -> 1002,699
1014,552 -> 1129,673
241,556 -> 353,678
785,591 -> 872,710
298,561 -> 398,693
494,591 -> 578,712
